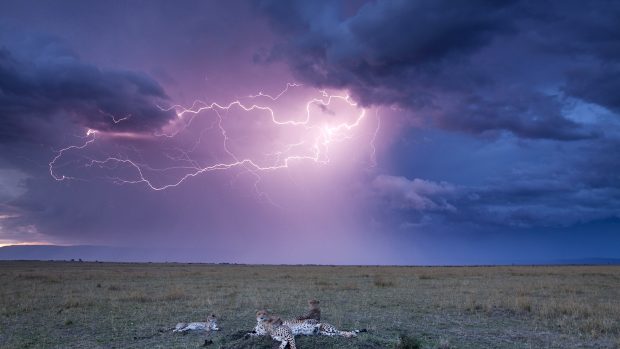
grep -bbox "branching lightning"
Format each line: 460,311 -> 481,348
98,109 -> 131,124
49,84 -> 380,197
49,129 -> 97,181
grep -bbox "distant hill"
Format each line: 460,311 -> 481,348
0,245 -> 213,263
0,245 -> 134,261
552,258 -> 620,265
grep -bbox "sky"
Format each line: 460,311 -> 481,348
0,0 -> 619,264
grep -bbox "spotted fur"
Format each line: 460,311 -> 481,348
248,310 -> 270,337
173,314 -> 219,333
249,309 -> 364,339
294,299 -> 365,337
283,318 -> 321,336
256,311 -> 297,349
316,322 -> 365,338
248,309 -> 318,336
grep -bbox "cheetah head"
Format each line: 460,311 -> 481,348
308,299 -> 320,308
256,310 -> 270,322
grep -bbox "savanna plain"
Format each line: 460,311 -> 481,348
0,261 -> 619,349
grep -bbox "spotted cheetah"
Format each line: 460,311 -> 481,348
249,309 -> 364,338
248,309 -> 319,337
295,299 -> 366,337
256,311 -> 297,349
247,309 -> 270,337
173,314 -> 220,333
296,299 -> 321,321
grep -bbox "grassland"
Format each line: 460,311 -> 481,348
0,262 -> 619,349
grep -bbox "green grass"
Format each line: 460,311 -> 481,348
0,262 -> 619,348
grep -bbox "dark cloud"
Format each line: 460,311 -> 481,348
260,0 -> 516,99
260,0 -> 517,68
533,1 -> 620,61
460,181 -> 620,228
373,148 -> 620,229
436,89 -> 599,140
0,35 -> 174,144
372,175 -> 620,229
565,65 -> 620,114
258,0 -> 617,141
573,138 -> 620,189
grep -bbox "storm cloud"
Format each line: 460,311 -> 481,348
0,33 -> 174,144
259,0 -> 618,140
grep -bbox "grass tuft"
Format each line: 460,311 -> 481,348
373,275 -> 396,288
395,333 -> 422,349
120,291 -> 154,303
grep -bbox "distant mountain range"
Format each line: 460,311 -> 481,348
551,258 -> 620,265
0,245 -> 214,263
1,244 -> 619,265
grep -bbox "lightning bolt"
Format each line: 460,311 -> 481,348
369,109 -> 381,168
49,84 -> 380,199
98,109 -> 131,124
49,129 -> 97,181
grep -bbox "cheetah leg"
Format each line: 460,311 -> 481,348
286,338 -> 297,349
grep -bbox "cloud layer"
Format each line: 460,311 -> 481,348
0,34 -> 174,144
259,0 -> 617,140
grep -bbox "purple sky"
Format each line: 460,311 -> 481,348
1,0 -> 619,264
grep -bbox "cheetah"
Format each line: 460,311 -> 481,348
248,309 -> 319,337
256,311 -> 297,349
173,314 -> 220,333
295,299 -> 366,337
296,299 -> 321,321
247,309 -> 271,337
248,309 -> 364,338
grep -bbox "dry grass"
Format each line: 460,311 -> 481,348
163,287 -> 187,301
373,275 -> 397,288
0,262 -> 618,349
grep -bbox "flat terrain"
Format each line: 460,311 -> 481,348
0,262 -> 619,349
